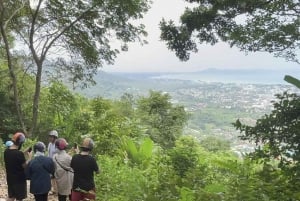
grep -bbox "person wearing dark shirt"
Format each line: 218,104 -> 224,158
26,141 -> 55,201
4,132 -> 31,201
70,138 -> 99,201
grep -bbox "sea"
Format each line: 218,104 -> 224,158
149,68 -> 300,85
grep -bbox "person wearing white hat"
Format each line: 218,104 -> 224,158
47,130 -> 58,158
47,130 -> 58,195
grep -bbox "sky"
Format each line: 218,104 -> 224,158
102,0 -> 299,73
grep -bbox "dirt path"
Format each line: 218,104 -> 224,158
0,169 -> 57,201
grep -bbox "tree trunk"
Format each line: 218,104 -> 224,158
29,61 -> 42,136
0,1 -> 27,134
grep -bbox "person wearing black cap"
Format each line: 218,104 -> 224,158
26,141 -> 55,201
4,132 -> 32,201
70,138 -> 99,201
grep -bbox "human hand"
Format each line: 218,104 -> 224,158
27,150 -> 33,160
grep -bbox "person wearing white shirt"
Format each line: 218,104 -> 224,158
47,130 -> 58,195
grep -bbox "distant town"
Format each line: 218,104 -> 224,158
167,81 -> 298,157
80,69 -> 300,156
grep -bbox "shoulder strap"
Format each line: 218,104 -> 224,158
54,156 -> 74,173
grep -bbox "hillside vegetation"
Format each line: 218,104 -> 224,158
1,67 -> 300,200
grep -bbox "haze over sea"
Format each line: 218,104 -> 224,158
149,68 -> 300,84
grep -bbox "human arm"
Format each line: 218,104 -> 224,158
93,157 -> 100,174
22,150 -> 33,169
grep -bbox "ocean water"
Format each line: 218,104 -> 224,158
151,69 -> 300,85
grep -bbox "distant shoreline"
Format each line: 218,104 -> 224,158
110,68 -> 300,85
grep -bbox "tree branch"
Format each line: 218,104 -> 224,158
41,4 -> 98,60
29,0 -> 43,64
3,1 -> 26,30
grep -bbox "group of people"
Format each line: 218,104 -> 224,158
3,130 -> 99,201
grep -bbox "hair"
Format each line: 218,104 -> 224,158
80,147 -> 91,152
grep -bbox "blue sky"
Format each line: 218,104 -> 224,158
103,0 -> 299,73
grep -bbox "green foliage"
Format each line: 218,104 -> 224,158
96,156 -> 150,201
225,159 -> 300,201
42,82 -> 78,125
0,91 -> 19,138
37,82 -> 82,140
3,74 -> 300,200
231,90 -> 300,199
0,0 -> 151,135
179,187 -> 195,201
0,62 -> 35,136
284,75 -> 300,89
90,97 -> 140,156
22,138 -> 37,153
118,93 -> 135,118
234,91 -> 300,170
2,0 -> 150,85
124,137 -> 154,168
190,106 -> 239,130
160,0 -> 300,63
200,136 -> 231,152
137,91 -> 189,149
169,136 -> 200,177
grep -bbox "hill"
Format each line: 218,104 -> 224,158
69,68 -> 299,154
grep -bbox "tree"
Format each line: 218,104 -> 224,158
90,97 -> 140,156
137,91 -> 189,149
200,136 -> 231,152
0,1 -> 26,132
0,91 -> 19,138
169,136 -> 200,177
0,0 -> 150,135
233,91 -> 300,173
37,81 -> 80,139
160,0 -> 300,62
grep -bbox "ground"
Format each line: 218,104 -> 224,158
0,169 -> 57,201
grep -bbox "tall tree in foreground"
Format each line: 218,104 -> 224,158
232,91 -> 300,200
234,92 -> 300,170
0,0 -> 150,136
160,0 -> 300,62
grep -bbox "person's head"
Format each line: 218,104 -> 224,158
48,130 -> 58,143
33,141 -> 46,153
80,138 -> 94,152
11,132 -> 26,150
55,138 -> 68,150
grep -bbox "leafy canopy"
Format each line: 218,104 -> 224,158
0,0 -> 151,135
3,0 -> 150,84
160,0 -> 300,62
234,91 -> 300,171
137,91 -> 189,149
